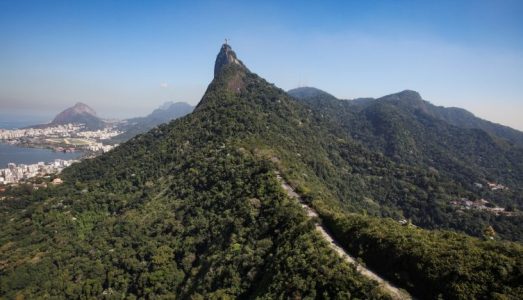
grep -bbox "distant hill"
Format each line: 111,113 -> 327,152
376,90 -> 523,146
289,87 -> 523,147
24,101 -> 193,139
112,101 -> 193,142
288,87 -> 375,106
50,102 -> 106,129
28,102 -> 106,130
287,86 -> 338,102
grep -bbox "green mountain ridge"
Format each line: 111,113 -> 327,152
289,86 -> 523,241
289,86 -> 523,147
0,44 -> 388,299
1,45 -> 523,299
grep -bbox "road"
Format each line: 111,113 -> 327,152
277,173 -> 412,300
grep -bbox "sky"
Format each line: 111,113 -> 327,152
1,0 -> 523,129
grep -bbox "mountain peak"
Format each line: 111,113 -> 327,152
381,90 -> 422,102
71,102 -> 97,116
158,101 -> 175,110
397,90 -> 422,100
288,87 -> 338,101
377,90 -> 424,108
51,102 -> 104,129
214,43 -> 247,77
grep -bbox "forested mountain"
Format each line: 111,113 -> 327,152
289,86 -> 523,146
1,44 -> 522,299
380,90 -> 523,147
0,44 -> 388,299
289,86 -> 523,241
286,87 -> 339,102
112,102 -> 193,142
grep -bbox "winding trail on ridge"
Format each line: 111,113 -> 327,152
276,173 -> 412,300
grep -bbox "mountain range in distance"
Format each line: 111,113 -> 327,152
29,87 -> 523,148
112,101 -> 194,142
25,101 -> 194,141
288,86 -> 523,147
288,85 -> 523,240
2,43 -> 523,299
25,76 -> 523,147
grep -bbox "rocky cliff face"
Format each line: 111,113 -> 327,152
214,43 -> 247,77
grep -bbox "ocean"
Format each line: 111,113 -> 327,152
0,119 -> 48,130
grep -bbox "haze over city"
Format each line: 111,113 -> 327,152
1,0 -> 522,129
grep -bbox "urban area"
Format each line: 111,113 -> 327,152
0,123 -> 120,153
0,159 -> 76,185
0,123 -> 119,185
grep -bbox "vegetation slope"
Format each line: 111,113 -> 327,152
1,45 -> 522,299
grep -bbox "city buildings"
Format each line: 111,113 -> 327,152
0,159 -> 78,184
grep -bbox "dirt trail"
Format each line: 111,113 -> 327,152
277,174 -> 412,300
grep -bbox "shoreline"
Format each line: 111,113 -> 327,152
0,142 -> 85,169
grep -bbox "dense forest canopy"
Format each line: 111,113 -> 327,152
1,44 -> 523,299
289,87 -> 523,241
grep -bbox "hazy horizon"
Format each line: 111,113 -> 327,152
2,1 -> 523,130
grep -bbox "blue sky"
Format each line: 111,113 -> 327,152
1,0 -> 523,129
